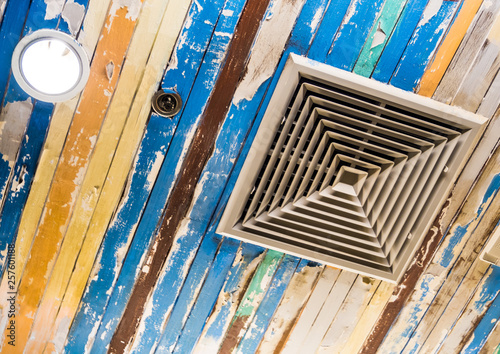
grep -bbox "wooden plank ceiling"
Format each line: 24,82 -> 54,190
0,0 -> 499,352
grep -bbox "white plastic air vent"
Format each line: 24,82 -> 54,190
218,54 -> 486,283
481,225 -> 500,266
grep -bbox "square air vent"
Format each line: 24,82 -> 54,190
218,54 -> 486,283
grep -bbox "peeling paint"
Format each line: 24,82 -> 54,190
106,61 -> 115,81
0,99 -> 33,162
233,0 -> 306,104
309,6 -> 323,33
420,0 -> 443,26
371,22 -> 386,48
10,165 -> 28,193
62,0 -> 86,35
107,0 -> 143,31
44,0 -> 65,20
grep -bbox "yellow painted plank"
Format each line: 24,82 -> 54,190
24,0 -> 170,351
1,2 -> 144,351
418,0 -> 483,97
0,0 -> 112,344
43,1 -> 191,352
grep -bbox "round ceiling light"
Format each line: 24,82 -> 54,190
11,29 -> 90,102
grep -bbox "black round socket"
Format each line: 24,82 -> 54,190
152,90 -> 182,117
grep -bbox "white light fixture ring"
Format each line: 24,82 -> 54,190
11,29 -> 90,102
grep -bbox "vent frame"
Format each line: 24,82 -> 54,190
217,54 -> 487,283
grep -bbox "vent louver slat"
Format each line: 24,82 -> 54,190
218,55 -> 486,282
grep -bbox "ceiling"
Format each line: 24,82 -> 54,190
0,0 -> 499,353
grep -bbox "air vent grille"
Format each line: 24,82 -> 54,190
218,55 -> 486,282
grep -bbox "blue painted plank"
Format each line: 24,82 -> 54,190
325,0 -> 385,71
155,233 -> 239,352
236,255 -> 301,354
0,80 -> 32,210
0,0 -> 32,105
390,0 -> 460,91
439,174 -> 500,269
0,101 -> 53,269
128,1 -> 249,351
371,0 -> 429,83
64,114 -> 171,353
307,0 -> 352,62
460,266 -> 500,353
85,1 -> 231,352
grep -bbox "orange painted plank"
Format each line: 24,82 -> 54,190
1,2 -> 143,351
418,0 -> 483,97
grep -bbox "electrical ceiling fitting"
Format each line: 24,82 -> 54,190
217,54 -> 487,283
11,29 -> 90,102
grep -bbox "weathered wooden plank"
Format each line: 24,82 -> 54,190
418,0 -> 483,97
0,101 -> 53,269
416,260 -> 492,353
353,0 -> 409,77
62,114 -> 170,353
0,89 -> 32,232
86,1 -> 231,351
477,67 -> 500,118
236,255 -> 300,354
257,261 -> 323,353
433,0 -> 500,103
371,0 -> 428,83
281,267 -> 341,352
194,244 -> 265,353
478,297 -> 500,354
295,271 -> 358,353
0,0 -> 110,340
218,250 -> 283,353
405,244 -> 491,352
108,0 -> 272,349
390,0 -> 461,91
376,155 -> 500,353
168,236 -> 241,353
306,0 -> 352,62
440,265 -> 500,353
452,14 -> 500,112
2,1 -> 143,349
23,0 -> 178,351
0,0 -> 32,107
318,277 -> 380,353
340,282 -> 395,354
326,0 -> 385,71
